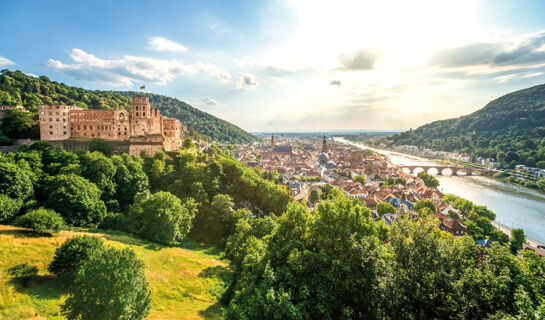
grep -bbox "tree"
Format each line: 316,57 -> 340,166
377,202 -> 396,217
61,248 -> 151,320
353,175 -> 366,184
0,194 -> 22,222
417,172 -> 439,188
0,162 -> 33,200
308,189 -> 320,204
14,208 -> 64,235
182,137 -> 194,149
44,174 -> 106,227
510,228 -> 526,254
129,191 -> 195,245
413,199 -> 436,214
0,108 -> 36,139
48,235 -> 106,275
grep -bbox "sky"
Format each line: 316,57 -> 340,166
2,0 -> 545,132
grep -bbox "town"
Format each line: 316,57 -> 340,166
234,135 -> 467,234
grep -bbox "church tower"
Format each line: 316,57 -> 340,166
322,135 -> 327,153
271,135 -> 275,151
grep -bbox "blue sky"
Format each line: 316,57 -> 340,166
2,0 -> 545,131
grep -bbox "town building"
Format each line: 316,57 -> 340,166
38,96 -> 182,156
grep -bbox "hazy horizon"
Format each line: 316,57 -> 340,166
2,0 -> 545,132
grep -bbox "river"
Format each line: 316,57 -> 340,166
335,137 -> 545,244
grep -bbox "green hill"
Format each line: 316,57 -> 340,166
387,84 -> 545,167
0,69 -> 256,143
0,225 -> 227,320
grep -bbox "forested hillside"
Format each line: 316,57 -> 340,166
387,84 -> 545,167
0,69 -> 256,143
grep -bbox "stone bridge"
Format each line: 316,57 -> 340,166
401,165 -> 491,176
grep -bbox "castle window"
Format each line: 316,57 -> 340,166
56,118 -> 59,122
90,125 -> 93,130
143,113 -> 146,117
50,131 -> 53,135
49,125 -> 52,129
63,131 -> 67,135
136,112 -> 139,116
84,125 -> 87,130
136,106 -> 139,110
56,106 -> 59,109
78,126 -> 81,130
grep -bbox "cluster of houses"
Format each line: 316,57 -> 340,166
235,136 -> 468,237
515,164 -> 545,178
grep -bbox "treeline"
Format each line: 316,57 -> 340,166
386,84 -> 545,168
0,69 -> 256,143
0,141 -> 291,245
221,195 -> 545,319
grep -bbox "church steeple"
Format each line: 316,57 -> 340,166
271,135 -> 275,151
322,135 -> 327,153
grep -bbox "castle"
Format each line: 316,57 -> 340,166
38,96 -> 182,156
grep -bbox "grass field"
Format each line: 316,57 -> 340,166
0,224 -> 229,320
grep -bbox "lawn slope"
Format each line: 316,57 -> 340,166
0,225 -> 228,320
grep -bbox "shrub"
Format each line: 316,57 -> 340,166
14,208 -> 64,234
0,194 -> 22,222
48,235 -> 106,275
7,263 -> 38,287
61,248 -> 151,320
98,212 -> 129,232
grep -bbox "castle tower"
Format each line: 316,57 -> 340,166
322,135 -> 327,153
271,135 -> 275,151
130,96 -> 151,119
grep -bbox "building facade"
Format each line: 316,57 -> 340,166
38,96 -> 182,156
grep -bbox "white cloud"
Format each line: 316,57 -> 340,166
46,48 -> 236,87
201,97 -> 223,107
0,57 -> 15,66
234,73 -> 258,90
329,80 -> 341,86
338,48 -> 380,71
148,36 -> 188,53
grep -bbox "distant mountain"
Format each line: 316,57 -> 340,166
0,70 -> 256,143
387,84 -> 545,167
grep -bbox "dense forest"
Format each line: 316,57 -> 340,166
0,69 -> 256,143
386,84 -> 545,168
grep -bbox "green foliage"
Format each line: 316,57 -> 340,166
353,174 -> 366,184
14,208 -> 64,234
417,171 -> 440,188
48,235 -> 106,275
0,108 -> 38,139
387,84 -> 545,166
308,189 -> 320,204
7,263 -> 38,287
510,228 -> 526,254
129,191 -> 195,245
414,199 -> 436,213
377,202 -> 396,217
61,248 -> 151,320
182,137 -> 194,149
0,194 -> 22,222
88,138 -> 112,156
0,161 -> 33,200
44,173 -> 106,227
224,197 -> 389,319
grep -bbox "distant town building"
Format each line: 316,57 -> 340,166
38,96 -> 182,156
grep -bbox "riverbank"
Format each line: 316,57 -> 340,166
491,221 -> 545,249
334,137 -> 545,246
